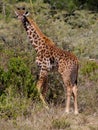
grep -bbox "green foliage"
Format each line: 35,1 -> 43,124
0,93 -> 32,119
0,57 -> 38,98
0,57 -> 39,119
44,0 -> 98,12
47,73 -> 64,104
0,67 -> 9,95
8,57 -> 37,97
81,61 -> 98,80
44,0 -> 77,12
79,0 -> 98,10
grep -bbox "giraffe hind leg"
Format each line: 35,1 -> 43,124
65,85 -> 72,114
72,84 -> 78,114
64,81 -> 78,114
61,74 -> 72,114
71,66 -> 79,114
62,70 -> 78,114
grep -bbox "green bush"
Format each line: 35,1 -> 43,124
81,60 -> 98,81
0,67 -> 9,95
79,0 -> 98,10
44,0 -> 77,12
0,57 -> 39,119
0,93 -> 32,119
44,0 -> 98,12
7,57 -> 37,97
0,56 -> 38,99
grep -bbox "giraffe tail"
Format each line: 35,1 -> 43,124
71,65 -> 78,86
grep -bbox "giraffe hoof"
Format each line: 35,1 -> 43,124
74,111 -> 79,115
65,111 -> 69,115
44,105 -> 49,110
65,110 -> 70,114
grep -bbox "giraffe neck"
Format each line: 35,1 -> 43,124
22,16 -> 45,51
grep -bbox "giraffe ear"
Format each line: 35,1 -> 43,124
14,7 -> 20,16
25,11 -> 30,16
15,10 -> 19,17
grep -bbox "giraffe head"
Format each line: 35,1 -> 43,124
15,7 -> 29,21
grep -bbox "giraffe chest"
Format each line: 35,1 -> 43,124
36,56 -> 58,71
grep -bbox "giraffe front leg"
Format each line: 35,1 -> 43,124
36,69 -> 49,109
42,76 -> 48,98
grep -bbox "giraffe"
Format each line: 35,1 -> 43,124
15,7 -> 79,114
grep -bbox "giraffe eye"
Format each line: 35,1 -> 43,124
22,7 -> 25,10
17,7 -> 20,10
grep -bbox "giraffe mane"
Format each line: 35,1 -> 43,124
27,17 -> 55,46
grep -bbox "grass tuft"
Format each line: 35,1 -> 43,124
52,118 -> 71,129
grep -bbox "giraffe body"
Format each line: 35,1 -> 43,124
15,8 -> 79,114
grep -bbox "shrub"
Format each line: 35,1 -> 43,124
0,67 -> 10,95
7,57 -> 38,98
81,60 -> 98,81
44,0 -> 77,12
0,57 -> 39,119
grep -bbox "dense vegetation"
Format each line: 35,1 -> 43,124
0,0 -> 98,129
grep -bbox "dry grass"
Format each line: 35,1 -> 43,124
0,105 -> 98,130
